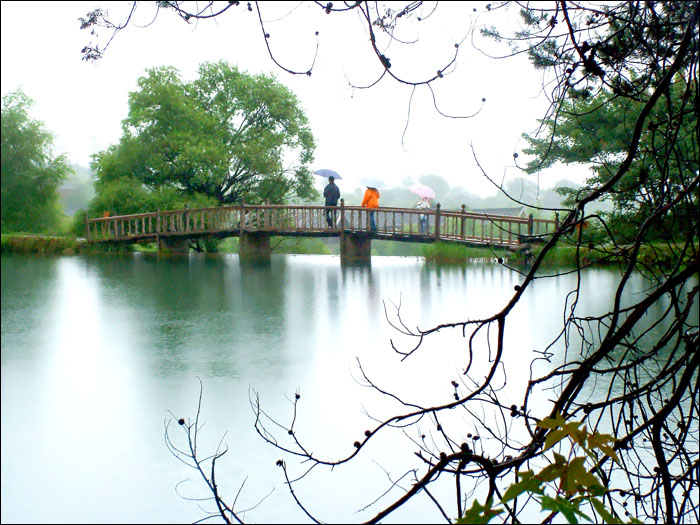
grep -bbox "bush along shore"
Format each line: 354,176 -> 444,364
422,241 -> 510,263
1,234 -> 89,255
507,241 -> 697,270
422,240 -> 696,270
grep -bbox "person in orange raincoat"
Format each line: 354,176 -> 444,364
362,186 -> 380,231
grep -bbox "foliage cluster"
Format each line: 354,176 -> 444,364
1,90 -> 72,233
89,61 -> 317,220
459,414 -> 638,525
422,241 -> 509,263
515,241 -> 698,271
519,3 -> 698,245
1,233 -> 85,255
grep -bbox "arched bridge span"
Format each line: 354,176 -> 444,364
85,201 -> 558,262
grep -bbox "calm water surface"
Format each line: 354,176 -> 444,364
1,253 -> 689,523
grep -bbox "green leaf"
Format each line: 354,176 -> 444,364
541,495 -> 591,524
588,431 -> 615,448
501,473 -> 544,503
591,497 -> 620,523
564,422 -> 587,447
544,428 -> 568,451
566,456 -> 599,491
537,413 -> 566,429
599,444 -> 621,464
553,452 -> 567,465
457,498 -> 504,524
537,462 -> 566,483
589,483 -> 607,497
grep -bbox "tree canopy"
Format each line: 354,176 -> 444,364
91,61 -> 317,215
1,89 -> 72,233
522,80 -> 698,238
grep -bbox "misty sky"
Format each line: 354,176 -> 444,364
1,1 -> 591,197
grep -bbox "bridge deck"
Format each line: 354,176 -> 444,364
86,203 -> 558,248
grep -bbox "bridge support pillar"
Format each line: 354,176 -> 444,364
159,237 -> 190,253
240,231 -> 271,258
340,233 -> 371,263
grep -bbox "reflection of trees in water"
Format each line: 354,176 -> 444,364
340,260 -> 381,322
239,256 -> 284,323
84,254 -> 294,377
1,256 -> 63,363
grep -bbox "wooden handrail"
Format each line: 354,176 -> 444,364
86,203 -> 558,247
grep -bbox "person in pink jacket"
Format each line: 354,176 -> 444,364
362,186 -> 380,231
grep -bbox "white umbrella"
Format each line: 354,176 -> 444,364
362,177 -> 385,189
409,183 -> 436,200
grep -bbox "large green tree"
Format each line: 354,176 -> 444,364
1,89 -> 72,233
92,61 -> 316,212
522,81 -> 698,239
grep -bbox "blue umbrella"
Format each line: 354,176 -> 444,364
314,169 -> 342,180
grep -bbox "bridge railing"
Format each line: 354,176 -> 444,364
85,206 -> 246,241
438,208 -> 557,246
363,206 -> 557,245
86,203 -> 558,246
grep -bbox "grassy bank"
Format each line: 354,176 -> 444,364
512,241 -> 698,270
421,240 -> 697,269
1,234 -> 89,255
422,241 -> 510,263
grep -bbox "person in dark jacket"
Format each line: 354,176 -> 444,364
323,176 -> 341,227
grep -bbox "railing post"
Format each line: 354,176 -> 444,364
240,201 -> 245,233
528,213 -> 534,236
555,212 -> 560,233
156,209 -> 160,250
434,203 -> 441,241
340,199 -> 345,239
84,212 -> 90,242
460,204 -> 466,240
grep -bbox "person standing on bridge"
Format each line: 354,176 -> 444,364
362,186 -> 380,232
416,196 -> 430,235
323,176 -> 341,228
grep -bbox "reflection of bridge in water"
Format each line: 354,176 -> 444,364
86,200 -> 559,262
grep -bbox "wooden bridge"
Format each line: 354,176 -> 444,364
85,200 -> 558,262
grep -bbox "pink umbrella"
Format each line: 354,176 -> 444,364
409,183 -> 436,200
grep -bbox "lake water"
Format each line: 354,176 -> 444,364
1,253 -> 693,523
